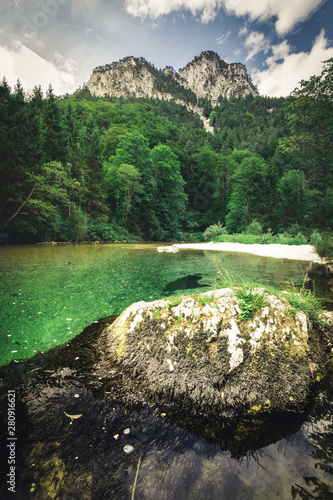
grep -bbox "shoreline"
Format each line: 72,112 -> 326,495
158,242 -> 325,263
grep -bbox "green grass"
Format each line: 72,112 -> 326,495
192,293 -> 215,305
212,233 -> 309,245
167,294 -> 190,307
152,307 -> 162,319
214,268 -> 325,323
166,267 -> 325,324
234,287 -> 266,320
279,282 -> 325,324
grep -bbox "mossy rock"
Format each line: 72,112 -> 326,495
98,288 -> 332,418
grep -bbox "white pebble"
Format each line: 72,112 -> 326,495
123,445 -> 134,454
123,428 -> 130,435
74,394 -> 80,398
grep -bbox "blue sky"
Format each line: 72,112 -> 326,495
0,0 -> 333,97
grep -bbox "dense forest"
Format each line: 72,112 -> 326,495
0,58 -> 332,244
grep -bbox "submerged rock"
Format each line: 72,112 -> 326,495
98,288 -> 332,418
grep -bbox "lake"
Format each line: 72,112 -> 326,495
0,243 -> 324,367
0,244 -> 332,500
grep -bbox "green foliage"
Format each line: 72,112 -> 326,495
167,295 -> 189,307
179,232 -> 205,242
234,287 -> 265,320
214,268 -> 324,323
1,64 -> 332,243
213,230 -> 309,246
310,230 -> 323,248
225,151 -> 269,233
314,232 -> 333,259
86,220 -> 139,242
281,284 -> 324,323
245,219 -> 263,235
203,222 -> 228,241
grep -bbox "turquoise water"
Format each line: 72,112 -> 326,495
0,243 -> 332,499
0,243 -> 317,366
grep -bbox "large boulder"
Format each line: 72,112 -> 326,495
98,288 -> 331,418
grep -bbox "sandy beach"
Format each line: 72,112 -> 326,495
158,242 -> 325,262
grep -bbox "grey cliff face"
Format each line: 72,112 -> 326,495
87,51 -> 258,106
176,51 -> 258,104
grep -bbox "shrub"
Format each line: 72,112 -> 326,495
181,231 -> 204,242
314,232 -> 333,259
86,220 -> 138,241
245,219 -> 263,236
294,232 -> 308,245
260,230 -> 273,244
203,222 -> 228,241
310,230 -> 323,248
287,224 -> 302,237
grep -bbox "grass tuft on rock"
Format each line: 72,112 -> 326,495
234,288 -> 266,320
214,268 -> 325,323
280,283 -> 325,324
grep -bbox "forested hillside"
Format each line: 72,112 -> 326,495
0,58 -> 332,243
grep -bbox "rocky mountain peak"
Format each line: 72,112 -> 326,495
181,50 -> 228,70
176,50 -> 258,104
87,52 -> 258,130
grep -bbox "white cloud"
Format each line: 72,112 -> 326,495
244,31 -> 270,62
223,0 -> 324,34
216,30 -> 232,44
124,0 -> 222,23
253,29 -> 333,97
124,0 -> 325,34
238,26 -> 248,37
0,42 -> 76,95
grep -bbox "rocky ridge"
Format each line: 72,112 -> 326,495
87,51 -> 258,132
176,51 -> 258,104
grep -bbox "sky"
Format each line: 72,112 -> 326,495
0,0 -> 333,98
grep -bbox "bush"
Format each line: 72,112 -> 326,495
245,219 -> 263,236
287,224 -> 302,237
294,232 -> 308,245
314,232 -> 333,259
310,230 -> 323,248
180,232 -> 204,242
203,222 -> 228,241
260,230 -> 273,244
86,220 -> 138,241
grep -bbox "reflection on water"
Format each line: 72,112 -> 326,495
1,243 -> 329,366
0,317 -> 332,500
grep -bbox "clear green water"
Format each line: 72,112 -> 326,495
0,243 -> 320,366
0,244 -> 332,499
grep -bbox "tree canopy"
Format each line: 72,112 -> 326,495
0,60 -> 332,242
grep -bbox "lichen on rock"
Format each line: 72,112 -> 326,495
98,288 -> 331,418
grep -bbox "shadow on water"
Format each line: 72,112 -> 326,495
162,274 -> 210,294
1,316 -> 333,500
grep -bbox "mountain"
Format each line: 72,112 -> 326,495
87,51 -> 258,106
175,51 -> 258,104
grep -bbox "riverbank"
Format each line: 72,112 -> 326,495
158,242 -> 325,262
